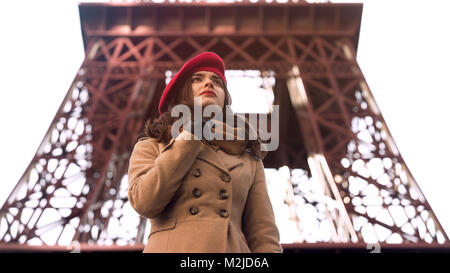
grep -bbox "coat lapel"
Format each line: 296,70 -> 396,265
197,143 -> 244,174
202,118 -> 247,172
221,152 -> 244,172
197,144 -> 229,174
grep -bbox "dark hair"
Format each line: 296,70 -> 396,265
142,73 -> 267,159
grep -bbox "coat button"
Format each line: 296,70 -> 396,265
220,173 -> 231,182
193,188 -> 202,198
219,189 -> 229,200
189,207 -> 199,215
219,209 -> 229,218
193,168 -> 201,177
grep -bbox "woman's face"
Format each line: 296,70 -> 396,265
190,70 -> 225,109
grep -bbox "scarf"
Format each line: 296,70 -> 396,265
206,119 -> 248,155
203,117 -> 267,159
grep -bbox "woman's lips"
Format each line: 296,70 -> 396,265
201,90 -> 216,97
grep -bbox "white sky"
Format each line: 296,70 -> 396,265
0,0 -> 449,241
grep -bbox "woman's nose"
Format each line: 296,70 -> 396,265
204,78 -> 214,88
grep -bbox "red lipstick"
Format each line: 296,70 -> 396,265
200,89 -> 216,97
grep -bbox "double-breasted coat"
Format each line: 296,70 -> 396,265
128,128 -> 282,253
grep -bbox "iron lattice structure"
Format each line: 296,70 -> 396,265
0,1 -> 448,251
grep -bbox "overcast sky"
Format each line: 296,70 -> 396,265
1,0 -> 449,240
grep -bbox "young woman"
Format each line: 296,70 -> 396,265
128,52 -> 282,253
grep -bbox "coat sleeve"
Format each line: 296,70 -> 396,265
128,130 -> 202,219
242,159 -> 283,253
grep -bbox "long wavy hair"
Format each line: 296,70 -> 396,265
142,73 -> 267,159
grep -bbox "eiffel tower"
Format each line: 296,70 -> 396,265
1,0 -> 448,253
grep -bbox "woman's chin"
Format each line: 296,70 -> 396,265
201,100 -> 222,109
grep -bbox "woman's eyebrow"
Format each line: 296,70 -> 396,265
192,73 -> 220,80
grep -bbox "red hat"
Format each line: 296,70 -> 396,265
158,51 -> 227,114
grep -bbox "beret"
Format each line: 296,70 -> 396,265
158,51 -> 227,114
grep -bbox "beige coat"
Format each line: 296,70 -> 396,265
128,129 -> 282,253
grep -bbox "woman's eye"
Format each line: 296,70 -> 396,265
192,77 -> 200,82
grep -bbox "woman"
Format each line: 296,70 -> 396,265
128,52 -> 282,253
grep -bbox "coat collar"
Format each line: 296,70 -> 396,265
198,142 -> 244,175
157,119 -> 249,174
159,138 -> 176,153
156,135 -> 244,175
199,119 -> 248,173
